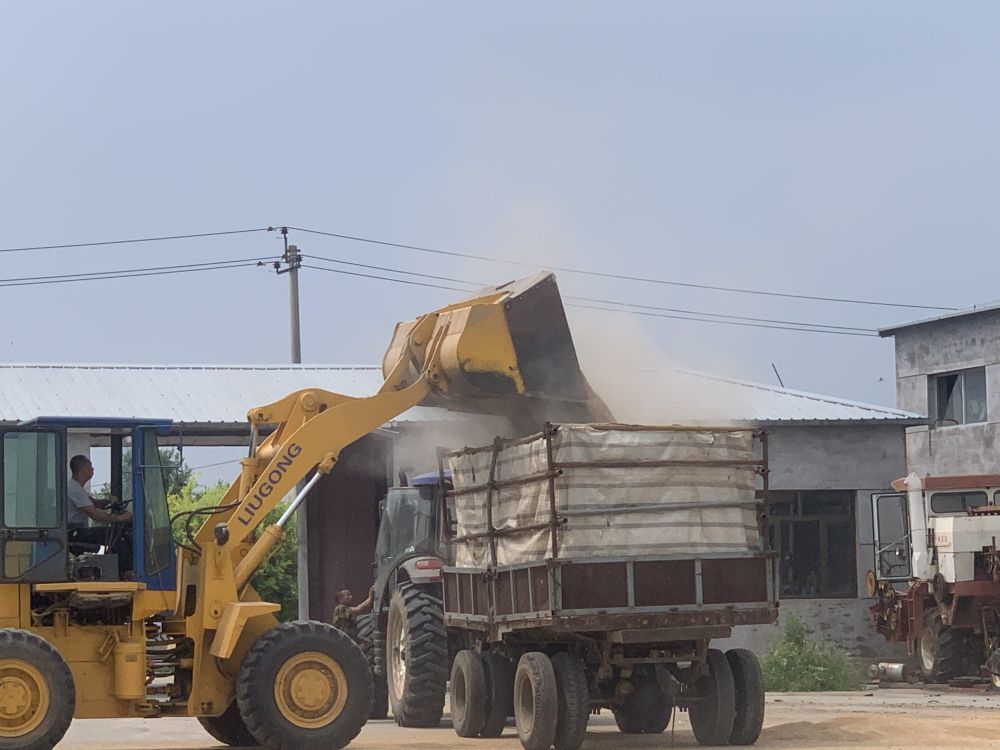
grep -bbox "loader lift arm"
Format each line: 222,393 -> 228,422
191,271 -> 608,591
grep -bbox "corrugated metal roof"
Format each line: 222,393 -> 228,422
618,369 -> 924,425
879,301 -> 1000,337
0,364 -> 455,426
0,363 -> 924,428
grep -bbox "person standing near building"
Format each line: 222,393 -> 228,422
331,586 -> 374,642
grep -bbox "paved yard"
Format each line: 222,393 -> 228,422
58,689 -> 1000,749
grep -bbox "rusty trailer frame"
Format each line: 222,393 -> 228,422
438,424 -> 778,644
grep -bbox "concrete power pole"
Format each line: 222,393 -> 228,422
280,230 -> 310,620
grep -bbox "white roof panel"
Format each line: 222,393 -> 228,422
609,369 -> 924,425
0,364 -> 453,425
0,364 -> 924,428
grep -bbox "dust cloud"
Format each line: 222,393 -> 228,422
570,307 -> 752,425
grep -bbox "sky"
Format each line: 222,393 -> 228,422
2,2 -> 999,485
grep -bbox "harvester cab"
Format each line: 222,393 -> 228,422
869,474 -> 1000,684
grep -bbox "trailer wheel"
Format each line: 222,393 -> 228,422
919,611 -> 973,682
612,668 -> 671,734
450,650 -> 487,737
386,584 -> 448,727
479,651 -> 512,738
689,648 -> 736,746
726,649 -> 765,745
552,652 -> 589,750
514,652 -> 558,750
236,621 -> 370,750
0,628 -> 75,750
357,613 -> 388,719
198,700 -> 257,747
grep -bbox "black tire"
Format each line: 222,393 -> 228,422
235,621 -> 370,750
386,584 -> 448,727
198,700 -> 258,747
689,648 -> 737,747
552,652 -> 589,750
479,651 -> 512,738
0,628 -> 75,750
450,650 -> 487,737
357,613 -> 388,720
513,652 -> 558,750
726,649 -> 765,745
920,611 -> 974,682
612,667 -> 671,734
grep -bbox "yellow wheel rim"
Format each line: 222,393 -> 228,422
273,651 -> 348,729
0,659 -> 48,738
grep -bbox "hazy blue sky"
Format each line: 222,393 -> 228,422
2,1 -> 997,435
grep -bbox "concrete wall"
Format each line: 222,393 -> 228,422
752,424 -> 908,660
892,309 -> 1000,475
718,598 -> 907,660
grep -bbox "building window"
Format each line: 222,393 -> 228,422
767,490 -> 856,599
934,367 -> 987,427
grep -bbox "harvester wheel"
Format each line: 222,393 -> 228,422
513,652 -> 558,750
197,700 -> 257,747
689,648 -> 736,746
0,628 -> 75,750
386,583 -> 448,727
551,652 -> 589,750
449,650 -> 487,737
612,667 -> 671,734
479,651 -> 512,738
726,649 -> 765,745
919,611 -> 973,682
236,621 -> 370,750
357,613 -> 388,719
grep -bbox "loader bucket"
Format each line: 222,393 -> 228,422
382,272 -> 612,421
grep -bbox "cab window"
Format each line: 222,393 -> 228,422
930,491 -> 988,514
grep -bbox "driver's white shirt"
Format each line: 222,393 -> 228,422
67,478 -> 93,527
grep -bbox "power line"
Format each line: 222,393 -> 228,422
0,227 -> 274,255
569,302 -> 878,337
288,225 -> 956,312
304,253 -> 877,333
301,263 -> 878,337
0,257 -> 275,288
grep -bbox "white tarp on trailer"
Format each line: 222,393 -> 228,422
448,424 -> 760,567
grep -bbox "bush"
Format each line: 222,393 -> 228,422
761,615 -> 861,691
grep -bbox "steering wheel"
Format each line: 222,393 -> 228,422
109,498 -> 133,516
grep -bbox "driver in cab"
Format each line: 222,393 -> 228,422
68,454 -> 134,578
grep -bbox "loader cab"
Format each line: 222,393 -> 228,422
0,417 -> 176,590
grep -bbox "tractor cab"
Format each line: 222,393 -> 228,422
0,417 -> 176,590
373,471 -> 451,592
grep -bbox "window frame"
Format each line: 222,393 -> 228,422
766,489 -> 857,600
933,366 -> 988,428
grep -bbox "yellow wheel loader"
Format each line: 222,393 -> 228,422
0,272 -> 607,750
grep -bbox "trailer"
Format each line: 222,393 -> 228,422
438,423 -> 778,750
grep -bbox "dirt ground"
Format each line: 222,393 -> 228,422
58,689 -> 1000,750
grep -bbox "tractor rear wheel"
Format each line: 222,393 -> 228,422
919,611 -> 974,682
357,613 -> 388,719
198,700 -> 257,747
236,621 -> 370,750
0,628 -> 75,750
386,584 -> 448,727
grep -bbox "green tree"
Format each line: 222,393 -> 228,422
167,477 -> 298,621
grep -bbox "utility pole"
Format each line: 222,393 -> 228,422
278,228 -> 310,620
